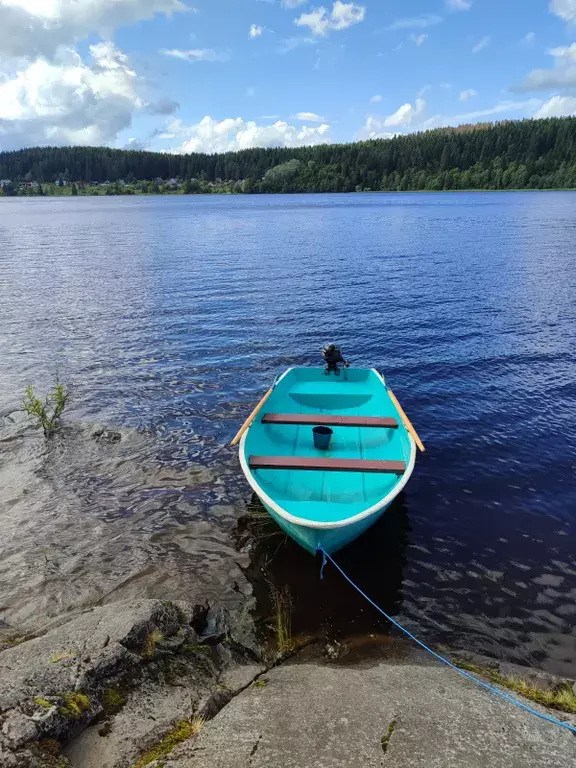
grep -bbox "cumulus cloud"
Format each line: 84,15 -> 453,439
0,0 -> 185,59
519,43 -> 576,90
295,1 -> 365,37
534,94 -> 576,117
147,97 -> 179,115
472,35 -> 491,53
0,42 -> 143,149
163,116 -> 332,153
550,0 -> 576,22
370,94 -> 382,103
459,88 -> 477,101
249,24 -> 263,38
160,48 -> 229,62
356,98 -> 426,140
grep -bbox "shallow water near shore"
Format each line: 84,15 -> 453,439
0,192 -> 575,675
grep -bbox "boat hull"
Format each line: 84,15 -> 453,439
239,367 -> 416,556
262,498 -> 392,555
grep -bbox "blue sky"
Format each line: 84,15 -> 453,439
0,1 -> 575,152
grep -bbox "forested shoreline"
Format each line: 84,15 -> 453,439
2,117 -> 576,195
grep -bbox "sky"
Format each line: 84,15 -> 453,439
0,0 -> 576,154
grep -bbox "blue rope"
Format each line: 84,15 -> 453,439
317,547 -> 576,736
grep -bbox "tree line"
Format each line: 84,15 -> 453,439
1,117 -> 576,194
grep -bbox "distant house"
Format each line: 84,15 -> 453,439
166,178 -> 179,186
154,177 -> 164,184
0,179 -> 11,188
118,179 -> 127,186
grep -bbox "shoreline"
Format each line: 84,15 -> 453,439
2,188 -> 576,200
1,596 -> 575,768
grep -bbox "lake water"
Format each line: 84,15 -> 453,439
0,193 -> 575,675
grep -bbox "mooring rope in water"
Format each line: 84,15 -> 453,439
317,547 -> 576,736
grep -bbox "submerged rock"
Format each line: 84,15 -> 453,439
91,429 -> 122,444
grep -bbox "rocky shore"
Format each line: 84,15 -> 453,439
1,597 -> 575,768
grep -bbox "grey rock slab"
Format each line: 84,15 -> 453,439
64,679 -> 199,768
163,659 -> 576,768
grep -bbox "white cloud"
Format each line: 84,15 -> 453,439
534,94 -> 576,117
249,24 -> 263,38
410,33 -> 428,46
160,48 -> 229,62
164,115 -> 332,153
521,32 -> 535,44
519,43 -> 576,90
356,97 -> 548,141
387,15 -> 443,30
472,35 -> 490,53
0,42 -> 143,149
294,111 -> 326,122
296,1 -> 365,37
370,94 -> 382,103
0,0 -> 186,59
355,117 -> 397,141
446,0 -> 472,10
459,88 -> 477,101
550,0 -> 576,22
357,98 -> 426,139
422,99 -> 541,130
278,36 -> 317,52
282,0 -> 308,6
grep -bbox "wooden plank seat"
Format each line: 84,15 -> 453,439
261,413 -> 398,429
249,456 -> 406,474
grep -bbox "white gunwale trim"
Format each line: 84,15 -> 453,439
238,368 -> 417,531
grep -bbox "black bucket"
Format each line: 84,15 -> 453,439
313,426 -> 333,450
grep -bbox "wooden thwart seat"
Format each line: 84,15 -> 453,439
261,413 -> 398,429
249,456 -> 406,474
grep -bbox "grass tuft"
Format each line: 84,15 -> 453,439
23,377 -> 70,438
271,585 -> 294,655
381,719 -> 397,754
454,660 -> 576,715
34,697 -> 53,709
60,692 -> 91,718
132,717 -> 206,768
102,687 -> 127,715
49,650 -> 76,664
141,629 -> 164,659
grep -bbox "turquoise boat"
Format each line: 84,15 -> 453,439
239,367 -> 418,555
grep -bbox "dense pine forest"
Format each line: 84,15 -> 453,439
2,117 -> 576,195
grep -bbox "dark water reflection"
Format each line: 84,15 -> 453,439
0,193 -> 575,675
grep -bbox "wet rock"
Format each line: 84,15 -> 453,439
91,429 -> 122,444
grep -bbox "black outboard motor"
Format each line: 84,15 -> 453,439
322,344 -> 349,375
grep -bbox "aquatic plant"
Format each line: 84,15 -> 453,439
271,585 -> 294,655
132,717 -> 206,768
23,377 -> 70,438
